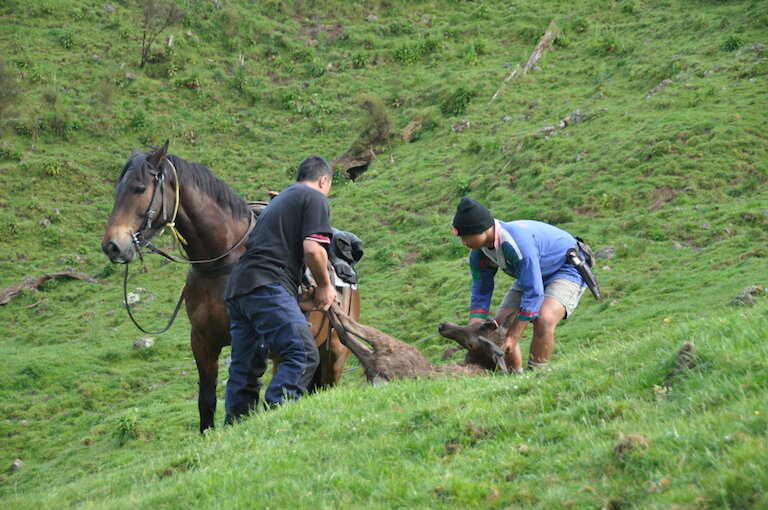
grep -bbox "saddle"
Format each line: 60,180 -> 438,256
247,200 -> 363,286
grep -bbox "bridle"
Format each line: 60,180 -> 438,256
130,157 -> 256,265
123,155 -> 256,334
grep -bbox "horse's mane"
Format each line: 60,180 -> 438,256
120,150 -> 250,221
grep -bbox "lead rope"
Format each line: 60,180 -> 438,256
163,157 -> 188,247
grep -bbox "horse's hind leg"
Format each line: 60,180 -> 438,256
331,287 -> 358,382
191,331 -> 221,433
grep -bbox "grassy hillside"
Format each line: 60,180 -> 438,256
1,0 -> 766,508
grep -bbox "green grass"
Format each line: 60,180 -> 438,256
4,305 -> 767,509
1,0 -> 767,508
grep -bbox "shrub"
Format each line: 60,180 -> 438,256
42,159 -> 63,176
464,138 -> 482,154
174,73 -> 201,89
139,0 -> 185,68
47,114 -> 81,140
388,21 -> 414,36
14,121 -> 35,137
128,109 -> 151,131
58,29 -> 75,49
392,37 -> 438,64
621,1 -> 636,14
41,226 -> 63,247
472,3 -> 490,18
0,143 -> 22,161
461,39 -> 488,64
231,66 -> 249,91
351,52 -> 369,69
454,174 -> 472,195
721,35 -> 743,51
353,93 -> 393,148
70,7 -> 85,21
439,86 -> 477,116
114,409 -> 141,446
591,29 -> 633,56
566,17 -> 590,34
517,24 -> 542,45
393,42 -> 421,64
303,60 -> 325,78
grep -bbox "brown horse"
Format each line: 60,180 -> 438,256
101,142 -> 358,432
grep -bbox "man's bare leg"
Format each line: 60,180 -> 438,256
495,307 -> 527,374
527,297 -> 566,367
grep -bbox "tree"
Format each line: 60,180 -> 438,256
139,0 -> 185,68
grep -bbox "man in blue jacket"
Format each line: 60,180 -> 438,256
452,197 -> 586,374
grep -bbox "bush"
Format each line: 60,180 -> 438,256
42,159 -> 63,176
41,226 -> 63,247
127,109 -> 151,131
392,37 -> 439,64
353,93 -> 393,149
303,60 -> 325,78
351,52 -> 369,69
392,43 -> 421,64
114,409 -> 141,446
591,29 -> 633,56
14,120 -> 35,137
388,21 -> 415,36
439,86 -> 477,116
57,29 -> 75,49
721,35 -> 743,51
0,143 -> 22,161
231,66 -> 249,92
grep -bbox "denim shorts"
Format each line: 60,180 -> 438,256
500,279 -> 586,318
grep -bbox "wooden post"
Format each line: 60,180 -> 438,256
488,19 -> 559,106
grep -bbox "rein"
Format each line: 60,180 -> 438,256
122,262 -> 186,335
122,156 -> 256,334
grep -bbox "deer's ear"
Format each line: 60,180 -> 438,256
477,336 -> 504,357
494,354 -> 509,374
480,319 -> 498,331
478,336 -> 509,374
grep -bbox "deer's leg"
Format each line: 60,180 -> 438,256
327,306 -> 377,372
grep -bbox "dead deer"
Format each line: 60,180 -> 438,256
437,318 -> 511,371
327,303 -> 508,384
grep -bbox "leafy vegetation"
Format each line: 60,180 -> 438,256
1,0 -> 766,508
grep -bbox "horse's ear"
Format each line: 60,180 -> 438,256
148,140 -> 169,169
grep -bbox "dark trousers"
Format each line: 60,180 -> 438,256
224,284 -> 319,424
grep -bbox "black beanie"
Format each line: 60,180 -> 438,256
452,198 -> 494,236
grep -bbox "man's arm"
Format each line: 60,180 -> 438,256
469,250 -> 496,321
303,239 -> 336,311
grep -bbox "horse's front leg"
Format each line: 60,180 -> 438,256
191,329 -> 221,433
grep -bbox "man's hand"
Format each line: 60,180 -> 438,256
312,283 -> 337,312
503,317 -> 528,353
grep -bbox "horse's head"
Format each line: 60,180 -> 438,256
102,142 -> 176,263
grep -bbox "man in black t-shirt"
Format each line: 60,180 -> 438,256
223,155 -> 337,424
